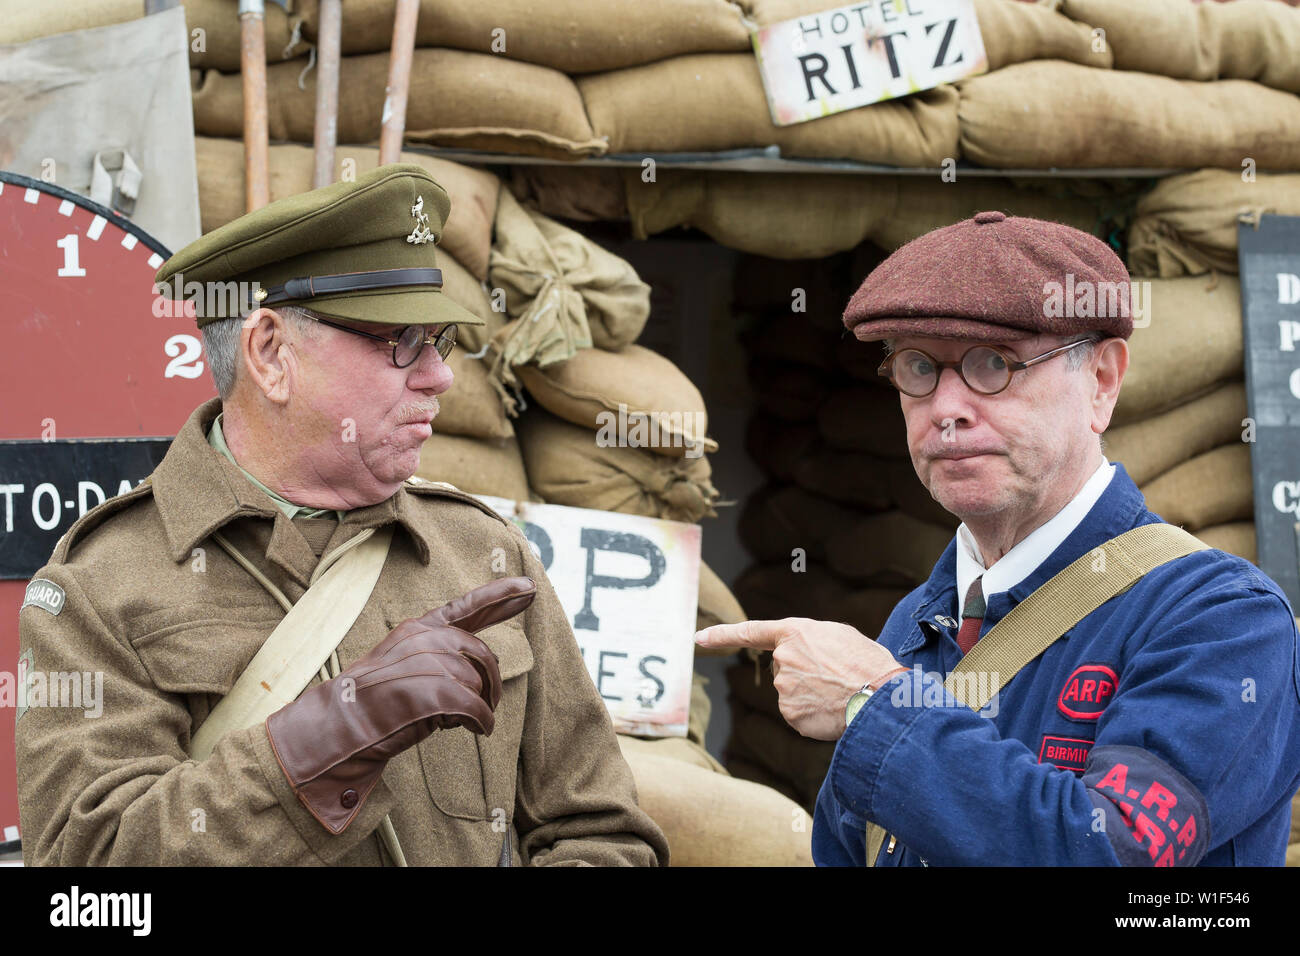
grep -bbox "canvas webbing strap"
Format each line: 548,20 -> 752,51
864,523 -> 1207,867
188,525 -> 393,760
187,523 -> 408,866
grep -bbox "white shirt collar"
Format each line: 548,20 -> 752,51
955,457 -> 1115,611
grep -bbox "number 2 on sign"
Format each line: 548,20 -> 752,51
164,334 -> 205,379
56,234 -> 86,277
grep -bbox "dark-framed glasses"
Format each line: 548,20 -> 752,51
878,338 -> 1096,398
306,314 -> 457,368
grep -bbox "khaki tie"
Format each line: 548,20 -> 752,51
956,575 -> 985,655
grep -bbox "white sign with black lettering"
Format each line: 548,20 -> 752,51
477,497 -> 700,737
752,0 -> 987,126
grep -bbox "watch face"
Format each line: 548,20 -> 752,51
846,690 -> 871,726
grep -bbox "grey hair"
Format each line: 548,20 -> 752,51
200,305 -> 318,399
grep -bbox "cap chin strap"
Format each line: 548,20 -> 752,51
254,267 -> 443,307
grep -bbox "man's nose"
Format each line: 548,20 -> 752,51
406,344 -> 454,393
927,366 -> 976,430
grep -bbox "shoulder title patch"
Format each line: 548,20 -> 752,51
22,579 -> 65,616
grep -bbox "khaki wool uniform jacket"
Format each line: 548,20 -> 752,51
15,399 -> 668,866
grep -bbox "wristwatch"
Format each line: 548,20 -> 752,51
844,682 -> 878,727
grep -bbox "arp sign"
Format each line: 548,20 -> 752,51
477,496 -> 701,738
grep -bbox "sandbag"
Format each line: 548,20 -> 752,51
183,0 -> 310,71
830,587 -> 911,639
729,707 -> 834,810
792,448 -> 892,511
517,344 -> 716,458
299,0 -> 751,74
1103,382 -> 1247,487
817,385 -> 909,458
1128,170 -> 1300,279
517,407 -> 719,522
616,735 -> 813,866
724,754 -> 804,806
744,417 -> 820,482
731,562 -> 851,621
625,168 -> 1101,260
1196,521 -> 1257,565
580,54 -> 959,166
738,486 -> 858,562
836,334 -> 893,384
1112,277 -> 1244,426
750,360 -> 830,422
415,432 -> 531,501
742,0 -> 1112,71
696,560 -> 748,644
734,255 -> 849,320
508,165 -> 629,223
191,48 -> 605,160
958,62 -> 1300,170
742,312 -> 840,372
825,510 -> 954,585
194,136 -> 500,280
0,0 -> 143,45
1060,0 -> 1300,93
429,348 -> 513,441
487,190 -> 650,399
1141,443 -> 1254,533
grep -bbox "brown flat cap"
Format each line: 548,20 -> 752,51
844,211 -> 1133,343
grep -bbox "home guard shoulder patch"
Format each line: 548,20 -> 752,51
1058,663 -> 1118,720
1038,735 -> 1093,773
21,578 -> 66,616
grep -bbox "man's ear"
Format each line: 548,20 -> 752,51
240,308 -> 297,405
1090,337 -> 1129,435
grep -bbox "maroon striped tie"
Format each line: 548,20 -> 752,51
956,576 -> 985,655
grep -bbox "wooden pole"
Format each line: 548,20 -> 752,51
312,0 -> 343,188
378,0 -> 420,165
240,0 -> 271,211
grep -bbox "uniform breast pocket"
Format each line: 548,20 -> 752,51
417,619 -> 535,820
129,607 -> 280,696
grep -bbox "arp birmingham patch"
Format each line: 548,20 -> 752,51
1039,735 -> 1093,772
21,578 -> 65,616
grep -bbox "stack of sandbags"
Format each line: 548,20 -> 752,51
0,0 -> 311,71
483,190 -> 652,406
190,47 -> 606,160
623,169 -> 1105,261
1127,170 -> 1300,279
1059,0 -> 1300,93
1101,278 -> 1254,559
192,136 -> 500,279
728,248 -> 957,806
957,60 -> 1300,170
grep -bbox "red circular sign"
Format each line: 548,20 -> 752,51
1,171 -> 216,843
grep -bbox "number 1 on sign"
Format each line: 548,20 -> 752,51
56,234 -> 86,277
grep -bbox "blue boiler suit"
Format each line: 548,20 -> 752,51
812,464 -> 1300,866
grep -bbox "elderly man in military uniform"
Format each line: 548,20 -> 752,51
699,211 -> 1300,866
15,165 -> 668,866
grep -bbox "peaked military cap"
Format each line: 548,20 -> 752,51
155,163 -> 484,328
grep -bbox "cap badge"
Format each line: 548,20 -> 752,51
406,195 -> 435,245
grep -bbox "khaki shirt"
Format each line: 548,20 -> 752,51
15,399 -> 667,866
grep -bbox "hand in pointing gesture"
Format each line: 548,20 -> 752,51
695,618 -> 907,741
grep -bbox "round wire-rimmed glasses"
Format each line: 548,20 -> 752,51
877,338 -> 1096,398
305,313 -> 457,368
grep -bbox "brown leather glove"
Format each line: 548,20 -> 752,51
265,576 -> 537,834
